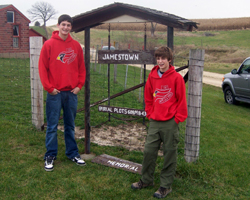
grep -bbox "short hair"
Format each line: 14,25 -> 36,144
58,14 -> 73,25
154,46 -> 173,61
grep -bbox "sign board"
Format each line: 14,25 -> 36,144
92,154 -> 142,174
98,50 -> 156,64
98,105 -> 147,117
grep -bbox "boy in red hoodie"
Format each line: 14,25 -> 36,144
39,15 -> 86,171
131,46 -> 187,198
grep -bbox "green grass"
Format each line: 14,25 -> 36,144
1,56 -> 250,199
30,26 -> 48,38
1,84 -> 250,199
174,30 -> 250,48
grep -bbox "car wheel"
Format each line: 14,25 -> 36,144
224,86 -> 238,105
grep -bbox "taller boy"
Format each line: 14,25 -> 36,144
131,46 -> 188,198
39,15 -> 86,171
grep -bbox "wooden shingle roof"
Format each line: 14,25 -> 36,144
72,2 -> 198,33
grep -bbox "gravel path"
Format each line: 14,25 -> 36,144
132,64 -> 223,88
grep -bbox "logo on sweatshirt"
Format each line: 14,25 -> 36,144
153,85 -> 173,104
57,48 -> 77,64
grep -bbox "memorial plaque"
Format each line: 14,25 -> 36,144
92,154 -> 142,174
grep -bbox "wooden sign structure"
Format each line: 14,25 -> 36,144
93,49 -> 153,172
98,50 -> 156,64
98,49 -> 154,118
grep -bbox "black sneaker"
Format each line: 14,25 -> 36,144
70,155 -> 86,166
44,156 -> 55,172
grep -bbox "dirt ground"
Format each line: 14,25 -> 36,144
58,122 -> 150,153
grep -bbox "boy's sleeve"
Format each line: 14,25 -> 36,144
144,76 -> 154,119
38,43 -> 54,93
77,45 -> 86,89
174,76 -> 188,124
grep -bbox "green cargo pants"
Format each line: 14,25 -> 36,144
141,118 -> 179,189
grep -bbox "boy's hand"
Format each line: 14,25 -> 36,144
71,87 -> 80,94
49,89 -> 60,95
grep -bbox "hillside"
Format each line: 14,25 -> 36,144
93,17 -> 250,31
46,18 -> 250,74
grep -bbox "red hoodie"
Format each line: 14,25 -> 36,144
39,31 -> 86,93
144,65 -> 187,124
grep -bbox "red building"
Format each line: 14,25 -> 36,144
0,4 -> 30,58
29,28 -> 47,44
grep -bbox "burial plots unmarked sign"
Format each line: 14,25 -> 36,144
98,105 -> 147,117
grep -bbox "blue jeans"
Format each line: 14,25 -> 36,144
44,91 -> 80,159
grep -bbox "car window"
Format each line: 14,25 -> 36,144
239,59 -> 250,74
102,46 -> 115,50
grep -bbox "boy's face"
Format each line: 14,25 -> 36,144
57,21 -> 72,37
156,56 -> 171,72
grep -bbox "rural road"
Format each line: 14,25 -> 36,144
89,48 -> 223,88
131,64 -> 223,88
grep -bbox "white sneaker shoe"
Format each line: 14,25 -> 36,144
44,156 -> 55,171
71,155 -> 86,166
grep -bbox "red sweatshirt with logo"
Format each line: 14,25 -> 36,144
144,65 -> 188,124
39,31 -> 86,93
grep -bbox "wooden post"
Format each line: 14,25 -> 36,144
124,64 -> 128,89
184,49 -> 205,163
167,26 -> 174,65
85,27 -> 91,154
167,26 -> 174,51
30,37 -> 44,130
114,42 -> 119,83
139,64 -> 143,102
94,45 -> 99,72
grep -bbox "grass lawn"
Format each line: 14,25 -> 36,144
1,77 -> 249,199
1,25 -> 250,198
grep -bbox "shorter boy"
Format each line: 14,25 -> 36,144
131,46 -> 188,198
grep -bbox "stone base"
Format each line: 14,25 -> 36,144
80,153 -> 96,160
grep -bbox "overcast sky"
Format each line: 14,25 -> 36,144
2,0 -> 250,26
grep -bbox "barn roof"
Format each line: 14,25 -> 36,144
72,2 -> 198,33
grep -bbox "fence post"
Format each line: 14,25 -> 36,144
30,37 -> 44,130
139,64 -> 143,102
94,45 -> 99,72
84,27 -> 91,154
113,42 -> 119,83
124,64 -> 128,89
184,49 -> 205,163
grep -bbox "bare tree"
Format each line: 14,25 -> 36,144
27,1 -> 57,38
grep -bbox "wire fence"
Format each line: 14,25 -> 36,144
0,49 -> 190,156
73,48 -> 190,155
